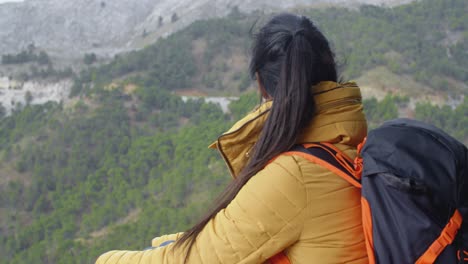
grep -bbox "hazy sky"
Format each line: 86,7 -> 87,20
0,0 -> 24,3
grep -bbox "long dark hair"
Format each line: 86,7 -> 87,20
175,13 -> 337,261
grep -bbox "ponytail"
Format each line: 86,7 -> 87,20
175,14 -> 337,262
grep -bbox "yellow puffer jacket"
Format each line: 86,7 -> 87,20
96,81 -> 368,264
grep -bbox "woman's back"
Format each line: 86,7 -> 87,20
180,81 -> 368,263
95,14 -> 369,264
287,83 -> 367,263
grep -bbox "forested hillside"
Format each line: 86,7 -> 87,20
0,0 -> 467,263
71,0 -> 467,97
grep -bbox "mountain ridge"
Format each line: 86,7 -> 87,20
0,0 -> 414,59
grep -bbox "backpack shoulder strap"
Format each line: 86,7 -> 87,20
269,143 -> 362,264
416,209 -> 463,264
282,143 -> 362,188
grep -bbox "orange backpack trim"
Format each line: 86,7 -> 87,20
415,209 -> 463,264
303,143 -> 357,177
282,150 -> 362,188
268,251 -> 290,264
361,197 -> 376,264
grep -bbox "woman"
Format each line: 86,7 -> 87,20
96,13 -> 368,264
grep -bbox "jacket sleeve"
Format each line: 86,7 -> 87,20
95,155 -> 307,264
151,232 -> 184,247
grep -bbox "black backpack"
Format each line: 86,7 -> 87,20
358,118 -> 468,263
270,118 -> 467,264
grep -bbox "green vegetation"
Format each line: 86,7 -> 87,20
0,86 -> 231,263
83,53 -> 98,65
71,30 -> 198,96
76,12 -> 254,95
70,0 -> 466,98
22,65 -> 74,81
1,83 -> 465,264
0,0 -> 467,263
415,97 -> 468,144
1,45 -> 50,65
363,94 -> 409,129
364,95 -> 467,144
307,0 -> 467,89
1,44 -> 75,81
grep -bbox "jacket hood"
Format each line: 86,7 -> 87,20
210,81 -> 368,177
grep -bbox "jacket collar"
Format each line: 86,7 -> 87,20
210,81 -> 367,178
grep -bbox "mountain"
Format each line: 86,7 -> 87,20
0,0 -> 466,263
0,0 -> 158,58
0,0 -> 466,114
69,0 -> 467,100
0,0 -> 414,59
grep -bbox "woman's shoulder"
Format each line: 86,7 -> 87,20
263,154 -> 304,183
274,143 -> 358,176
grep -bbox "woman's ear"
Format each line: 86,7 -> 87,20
256,72 -> 270,99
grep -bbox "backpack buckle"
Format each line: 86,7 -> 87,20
458,250 -> 468,261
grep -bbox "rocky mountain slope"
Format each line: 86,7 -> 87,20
0,0 -> 158,58
0,0 -> 413,58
